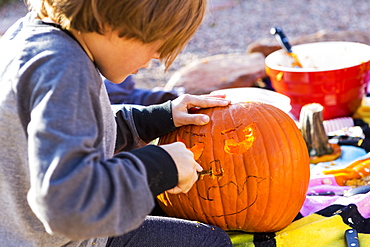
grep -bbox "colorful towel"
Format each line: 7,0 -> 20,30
228,146 -> 370,247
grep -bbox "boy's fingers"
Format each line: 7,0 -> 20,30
166,187 -> 180,194
166,168 -> 199,194
180,114 -> 210,126
199,115 -> 210,125
196,164 -> 203,172
200,93 -> 227,99
178,94 -> 230,109
167,185 -> 191,194
190,97 -> 230,108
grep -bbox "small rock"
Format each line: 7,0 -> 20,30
247,30 -> 370,57
164,53 -> 266,95
208,0 -> 239,12
246,38 -> 281,58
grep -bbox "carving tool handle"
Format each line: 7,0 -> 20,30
270,27 -> 293,53
345,229 -> 360,247
197,170 -> 212,180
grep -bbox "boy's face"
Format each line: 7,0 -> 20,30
75,30 -> 162,83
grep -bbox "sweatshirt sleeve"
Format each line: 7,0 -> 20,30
16,35 -> 176,240
113,102 -> 179,195
131,145 -> 178,196
111,101 -> 179,196
114,101 -> 177,152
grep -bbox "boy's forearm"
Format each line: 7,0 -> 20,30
130,145 -> 178,196
131,101 -> 176,142
114,101 -> 176,152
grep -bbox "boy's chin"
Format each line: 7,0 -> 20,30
105,75 -> 130,84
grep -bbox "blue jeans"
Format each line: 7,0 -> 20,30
105,216 -> 232,247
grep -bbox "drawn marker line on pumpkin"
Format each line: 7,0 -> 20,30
190,143 -> 204,160
198,175 -> 265,201
205,159 -> 224,179
184,130 -> 206,137
221,123 -> 243,135
176,135 -> 205,160
190,175 -> 266,218
198,167 -> 224,180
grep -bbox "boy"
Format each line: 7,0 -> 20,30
104,76 -> 179,106
0,0 -> 232,246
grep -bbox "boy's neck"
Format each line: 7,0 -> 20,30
69,30 -> 94,62
41,17 -> 94,61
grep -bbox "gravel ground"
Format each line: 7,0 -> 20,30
2,0 -> 370,89
134,0 -> 370,89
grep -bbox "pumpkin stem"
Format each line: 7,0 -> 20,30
299,103 -> 341,164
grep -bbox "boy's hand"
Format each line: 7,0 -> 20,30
160,142 -> 203,194
171,94 -> 230,127
161,94 -> 230,194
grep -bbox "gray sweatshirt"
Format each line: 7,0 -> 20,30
0,13 -> 178,246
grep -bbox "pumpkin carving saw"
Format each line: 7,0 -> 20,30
157,102 -> 310,233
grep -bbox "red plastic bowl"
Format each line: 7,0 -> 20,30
265,42 -> 370,120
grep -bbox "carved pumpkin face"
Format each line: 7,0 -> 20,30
157,102 -> 310,233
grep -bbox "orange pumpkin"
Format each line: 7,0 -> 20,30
157,102 -> 310,232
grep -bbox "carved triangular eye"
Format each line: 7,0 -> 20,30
176,134 -> 204,160
189,143 -> 204,160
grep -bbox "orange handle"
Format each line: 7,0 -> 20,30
322,157 -> 370,185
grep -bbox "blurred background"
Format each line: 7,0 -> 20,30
2,0 -> 370,89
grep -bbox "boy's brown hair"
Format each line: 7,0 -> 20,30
27,0 -> 207,68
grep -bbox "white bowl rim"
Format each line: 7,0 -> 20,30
211,87 -> 292,113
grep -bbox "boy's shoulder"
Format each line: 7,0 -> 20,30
1,12 -> 93,75
1,12 -> 98,93
2,12 -> 85,61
